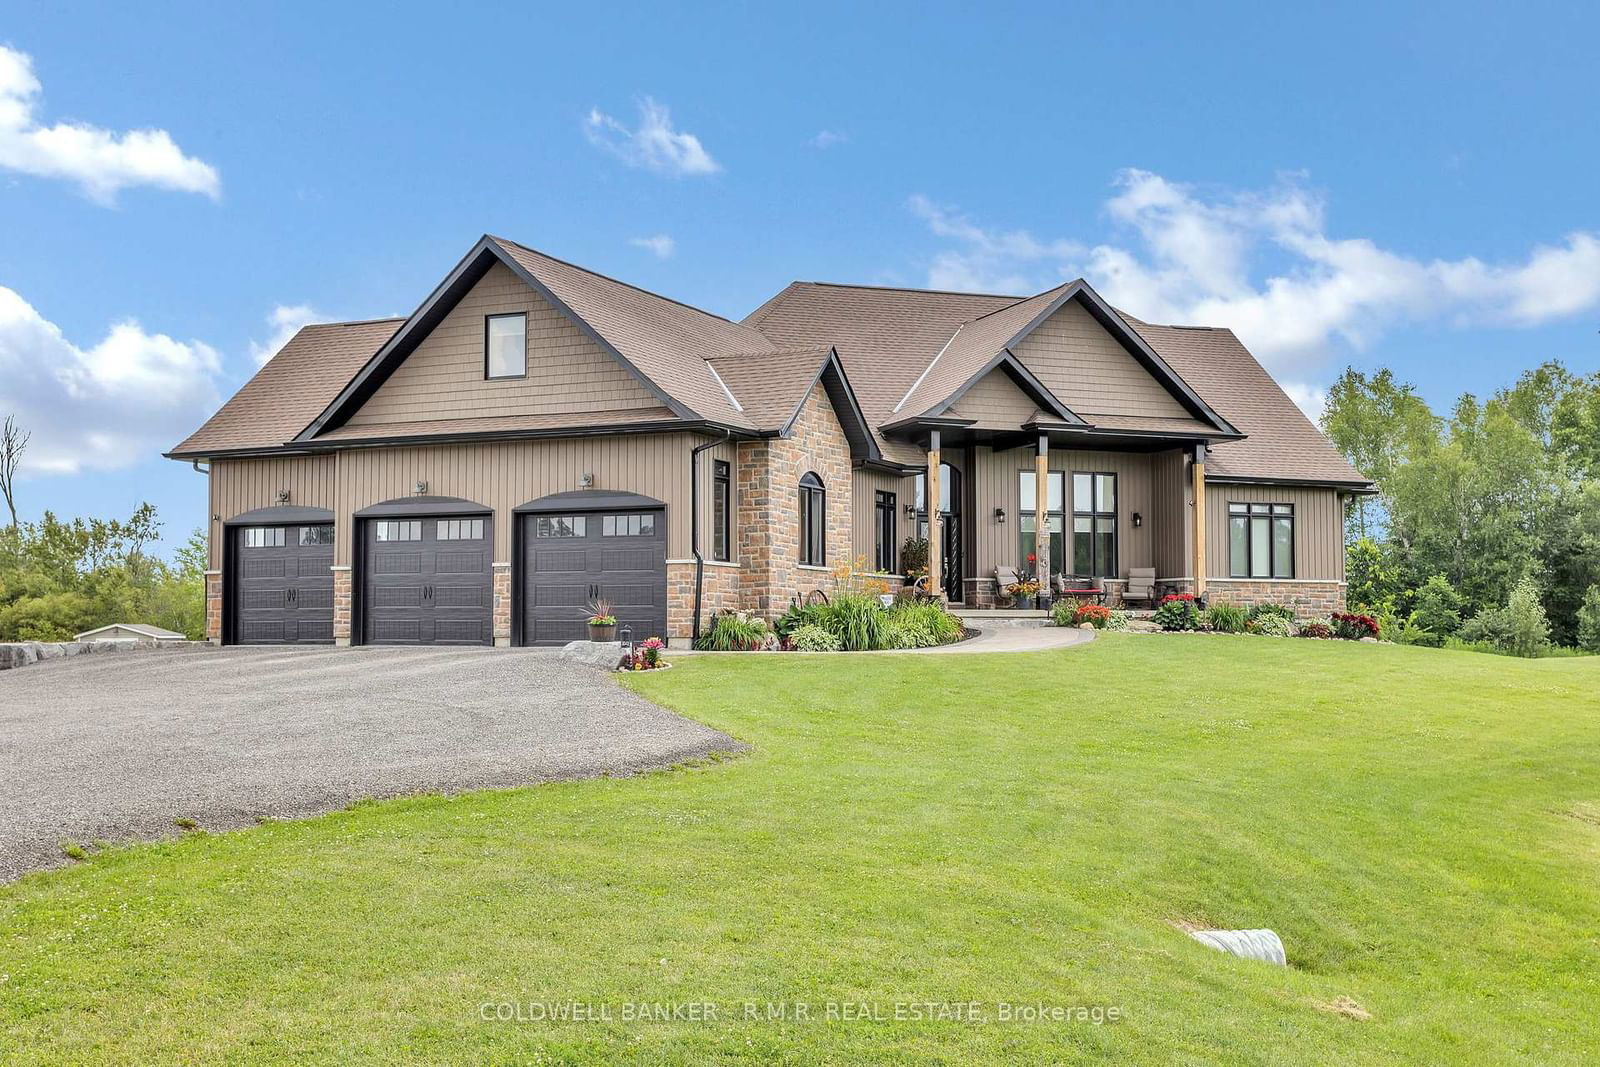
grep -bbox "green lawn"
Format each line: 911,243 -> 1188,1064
2,637 -> 1598,1064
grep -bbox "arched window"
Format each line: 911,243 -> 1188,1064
799,472 -> 826,566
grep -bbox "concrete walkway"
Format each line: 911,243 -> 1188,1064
921,621 -> 1096,654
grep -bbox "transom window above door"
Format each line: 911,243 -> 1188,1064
485,312 -> 527,379
437,518 -> 484,541
534,515 -> 587,538
373,520 -> 422,542
243,527 -> 285,548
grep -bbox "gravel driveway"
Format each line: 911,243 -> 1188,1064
0,646 -> 739,882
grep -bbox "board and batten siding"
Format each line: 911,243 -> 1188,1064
206,454 -> 339,569
1150,448 -> 1192,578
851,467 -> 913,573
209,433 -> 710,569
342,261 -> 661,428
966,446 -> 1159,581
1011,301 -> 1191,419
1204,483 -> 1345,582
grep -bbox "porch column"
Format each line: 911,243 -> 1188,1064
1035,432 -> 1049,591
1192,445 -> 1207,597
927,430 -> 942,601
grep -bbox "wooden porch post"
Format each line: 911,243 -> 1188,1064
1035,433 -> 1049,594
927,430 -> 942,601
1192,445 -> 1207,597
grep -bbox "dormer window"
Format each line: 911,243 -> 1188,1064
485,313 -> 527,379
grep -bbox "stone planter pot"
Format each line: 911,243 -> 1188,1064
588,623 -> 617,642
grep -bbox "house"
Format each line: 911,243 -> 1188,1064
167,235 -> 1372,647
73,623 -> 188,644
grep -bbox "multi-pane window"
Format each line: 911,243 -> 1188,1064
601,513 -> 656,537
373,520 -> 422,542
243,526 -> 285,548
799,472 -> 826,566
436,518 -> 484,541
299,526 -> 333,546
1229,503 -> 1294,578
1018,471 -> 1065,575
1072,472 -> 1117,579
874,490 -> 897,573
485,312 -> 527,379
712,460 -> 730,561
534,515 -> 587,538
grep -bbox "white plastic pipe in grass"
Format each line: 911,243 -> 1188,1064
1189,928 -> 1286,966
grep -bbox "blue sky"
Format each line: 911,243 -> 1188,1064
2,1 -> 1597,555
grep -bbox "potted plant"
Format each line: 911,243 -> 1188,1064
1005,577 -> 1041,608
587,598 -> 617,641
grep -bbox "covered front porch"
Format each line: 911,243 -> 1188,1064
901,420 -> 1216,610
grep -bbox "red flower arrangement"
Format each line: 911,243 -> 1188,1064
1160,593 -> 1196,603
1329,612 -> 1380,640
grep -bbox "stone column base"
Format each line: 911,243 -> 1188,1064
492,562 -> 513,645
204,571 -> 222,642
332,566 -> 353,643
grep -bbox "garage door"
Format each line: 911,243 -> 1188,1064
233,523 -> 335,644
363,516 -> 493,645
522,508 -> 667,646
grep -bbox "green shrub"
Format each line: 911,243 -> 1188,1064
694,611 -> 772,651
1408,575 -> 1462,640
1105,609 -> 1130,631
1299,620 -> 1333,639
1461,578 -> 1550,658
883,600 -> 964,648
1247,603 -> 1295,623
1204,602 -> 1248,633
1247,614 -> 1293,638
1050,599 -> 1076,627
1577,584 -> 1600,653
1397,624 -> 1445,647
788,624 -> 841,652
1154,595 -> 1200,631
813,594 -> 889,651
773,602 -> 822,639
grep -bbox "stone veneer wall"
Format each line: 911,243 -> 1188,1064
668,562 -> 742,639
734,388 -> 853,618
204,571 -> 222,642
332,567 -> 352,644
1205,580 -> 1346,616
492,564 -> 512,646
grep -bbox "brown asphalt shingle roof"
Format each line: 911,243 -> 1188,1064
170,237 -> 1367,488
169,318 -> 403,456
704,348 -> 834,431
1120,319 -> 1367,484
315,407 -> 679,442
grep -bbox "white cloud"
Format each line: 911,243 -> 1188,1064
908,195 -> 1083,293
1282,381 -> 1329,424
249,304 -> 325,365
909,170 -> 1600,386
628,234 -> 676,260
809,129 -> 847,149
0,45 -> 220,204
0,285 -> 221,474
583,97 -> 719,177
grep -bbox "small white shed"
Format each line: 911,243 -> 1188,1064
73,623 -> 188,644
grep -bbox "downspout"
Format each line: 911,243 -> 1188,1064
690,429 -> 732,642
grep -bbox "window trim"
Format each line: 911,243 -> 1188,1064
1228,502 -> 1295,579
483,312 -> 528,381
1071,471 -> 1118,579
874,490 -> 897,573
1018,469 -> 1066,576
712,460 -> 731,562
799,472 -> 826,567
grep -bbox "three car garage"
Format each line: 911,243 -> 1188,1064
225,493 -> 668,648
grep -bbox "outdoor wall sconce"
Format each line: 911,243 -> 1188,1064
580,472 -> 595,488
1132,511 -> 1143,528
905,502 -> 917,516
994,507 -> 1006,523
413,480 -> 428,495
275,488 -> 290,504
